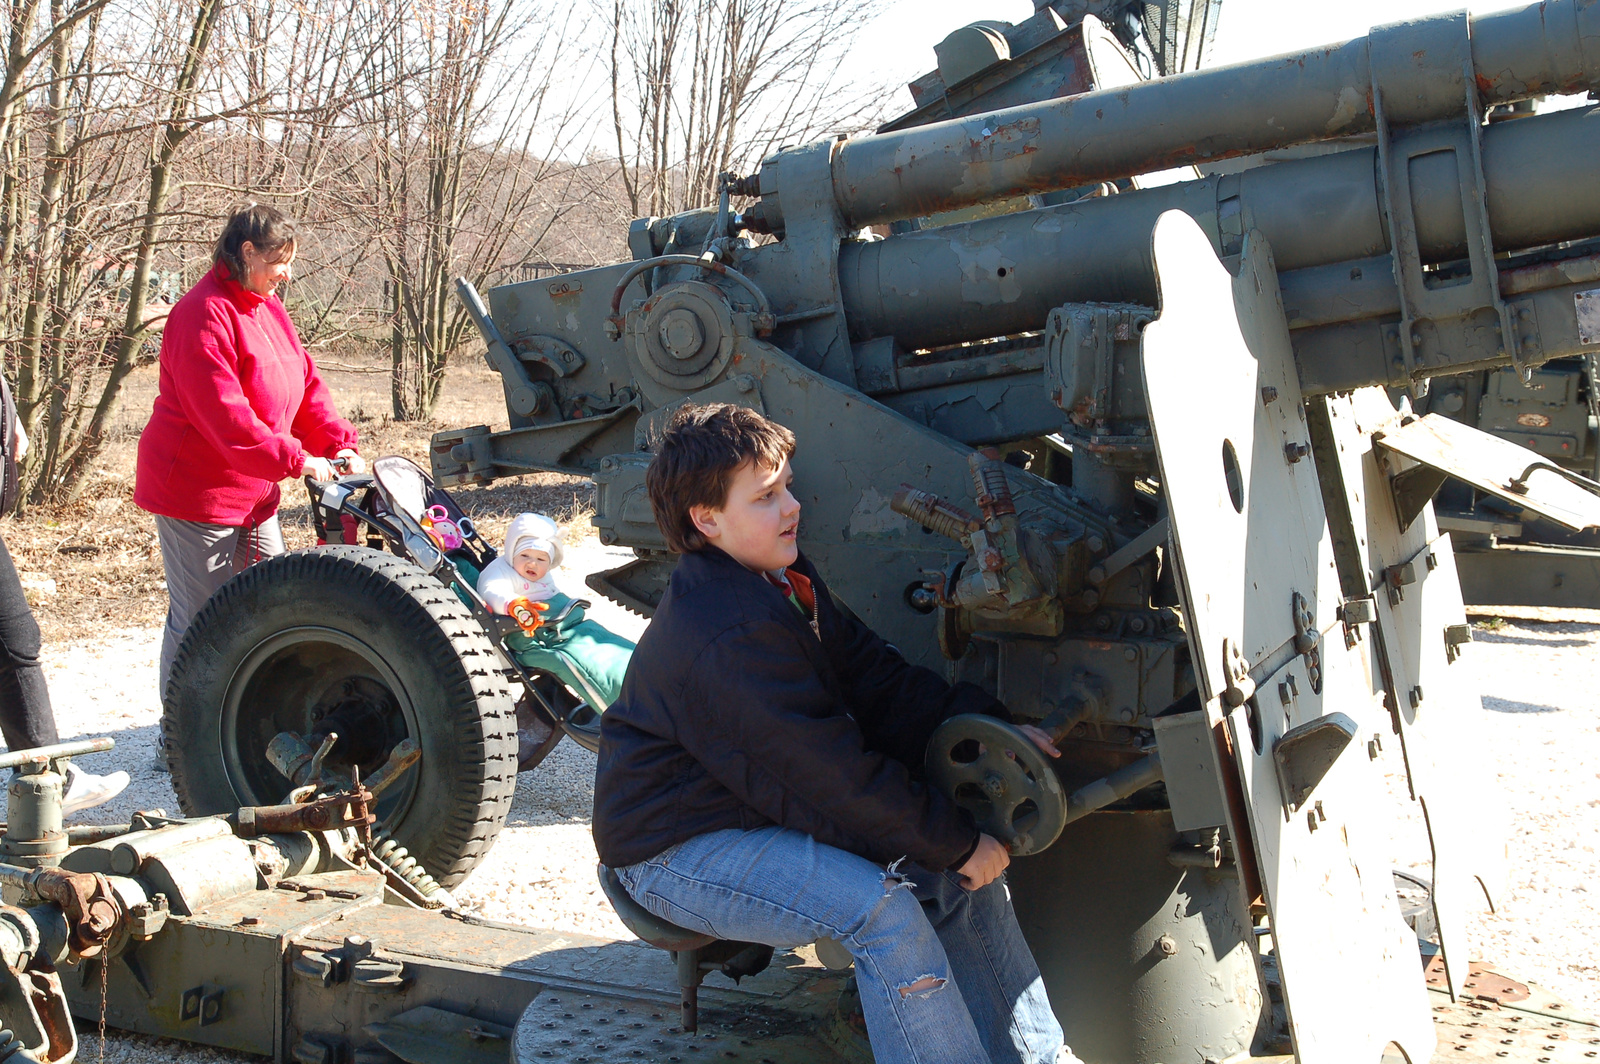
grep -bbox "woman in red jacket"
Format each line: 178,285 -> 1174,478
136,204 -> 365,704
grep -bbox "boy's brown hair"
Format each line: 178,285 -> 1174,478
646,403 -> 796,553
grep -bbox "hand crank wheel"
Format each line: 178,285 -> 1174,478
925,714 -> 1067,856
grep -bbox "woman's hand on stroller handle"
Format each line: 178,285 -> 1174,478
303,451 -> 366,482
301,454 -> 337,481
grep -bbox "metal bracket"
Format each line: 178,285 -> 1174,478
1338,594 -> 1376,648
1291,591 -> 1323,694
1370,24 -> 1522,388
1443,621 -> 1473,663
1220,638 -> 1255,708
514,335 -> 585,378
1272,711 -> 1359,813
1087,517 -> 1168,587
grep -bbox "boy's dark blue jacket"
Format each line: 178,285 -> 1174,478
592,545 -> 1008,872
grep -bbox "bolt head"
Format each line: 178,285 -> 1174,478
659,309 -> 704,359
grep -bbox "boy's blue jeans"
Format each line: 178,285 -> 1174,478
615,826 -> 1065,1064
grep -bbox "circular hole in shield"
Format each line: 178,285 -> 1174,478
1221,439 -> 1245,513
950,739 -> 982,765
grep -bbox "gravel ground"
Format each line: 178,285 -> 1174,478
27,544 -> 1600,1060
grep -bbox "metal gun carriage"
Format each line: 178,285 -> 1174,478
8,2 -> 1600,1061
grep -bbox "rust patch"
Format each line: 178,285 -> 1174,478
1425,957 -> 1531,1005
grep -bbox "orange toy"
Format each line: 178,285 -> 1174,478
507,597 -> 549,635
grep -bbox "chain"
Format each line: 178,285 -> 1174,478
97,955 -> 108,1064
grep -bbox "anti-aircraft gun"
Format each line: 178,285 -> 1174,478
421,1 -> 1600,1060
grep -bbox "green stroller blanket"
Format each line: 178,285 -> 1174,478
503,592 -> 635,710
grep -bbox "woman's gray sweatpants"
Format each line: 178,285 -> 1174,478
154,515 -> 285,698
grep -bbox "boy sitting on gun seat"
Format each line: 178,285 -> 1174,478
592,403 -> 1076,1064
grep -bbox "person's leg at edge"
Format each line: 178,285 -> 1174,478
154,515 -> 261,776
231,515 -> 284,571
908,865 -> 1067,1064
0,534 -> 128,811
616,827 -> 990,1064
0,534 -> 57,751
154,517 -> 245,699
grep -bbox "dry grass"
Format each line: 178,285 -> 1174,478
3,347 -> 596,642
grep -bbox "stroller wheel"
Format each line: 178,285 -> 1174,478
164,545 -> 518,888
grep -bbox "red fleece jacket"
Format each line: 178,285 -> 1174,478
134,265 -> 357,526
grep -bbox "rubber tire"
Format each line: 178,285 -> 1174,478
164,546 -> 517,887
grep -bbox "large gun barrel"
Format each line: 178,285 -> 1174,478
754,0 -> 1600,230
836,103 -> 1600,356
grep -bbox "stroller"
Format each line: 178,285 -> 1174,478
305,456 -> 621,769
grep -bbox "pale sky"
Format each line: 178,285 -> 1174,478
855,0 -> 1535,108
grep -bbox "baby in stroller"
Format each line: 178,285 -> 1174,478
309,456 -> 635,770
476,512 -> 636,716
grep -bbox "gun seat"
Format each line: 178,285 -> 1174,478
598,865 -> 784,1033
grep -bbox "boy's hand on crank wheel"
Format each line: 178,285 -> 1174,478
957,833 -> 1010,890
1015,724 -> 1061,759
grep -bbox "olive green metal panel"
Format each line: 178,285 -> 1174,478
1310,389 -> 1510,1003
1006,810 -> 1262,1064
1141,212 -> 1434,1063
1455,541 -> 1600,607
1141,216 -> 1341,704
1372,534 -> 1509,999
59,875 -> 367,1057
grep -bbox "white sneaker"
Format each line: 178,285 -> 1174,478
61,763 -> 130,816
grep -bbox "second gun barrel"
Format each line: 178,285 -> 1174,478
816,0 -> 1600,228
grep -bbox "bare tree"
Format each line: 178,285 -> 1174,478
358,0 -> 603,421
0,0 -> 403,504
0,0 -> 878,501
607,0 -> 890,217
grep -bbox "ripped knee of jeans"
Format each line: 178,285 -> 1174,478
880,856 -> 914,896
896,974 -> 947,1000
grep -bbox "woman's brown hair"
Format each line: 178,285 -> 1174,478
213,203 -> 296,282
